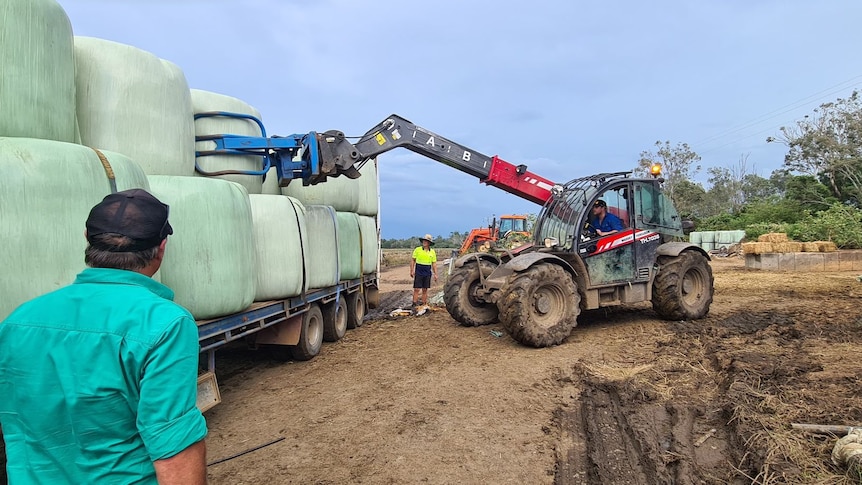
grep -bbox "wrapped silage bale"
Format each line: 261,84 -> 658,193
249,194 -> 308,301
283,174 -> 361,212
191,89 -> 265,194
335,212 -> 362,280
303,206 -> 340,289
358,215 -> 379,275
148,176 -> 255,319
356,160 -> 380,216
75,37 -> 195,176
0,138 -> 149,320
261,166 -> 282,195
0,0 -> 77,142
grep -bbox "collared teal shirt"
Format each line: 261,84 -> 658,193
0,268 -> 207,484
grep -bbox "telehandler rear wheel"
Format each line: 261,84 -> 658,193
289,303 -> 324,361
444,260 -> 498,326
346,290 -> 366,329
652,250 -> 714,320
322,296 -> 348,342
497,263 -> 579,348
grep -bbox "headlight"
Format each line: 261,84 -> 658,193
544,237 -> 558,248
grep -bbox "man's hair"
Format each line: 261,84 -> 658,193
85,233 -> 160,271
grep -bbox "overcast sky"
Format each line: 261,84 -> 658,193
61,0 -> 862,239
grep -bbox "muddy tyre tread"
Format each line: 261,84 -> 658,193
289,303 -> 324,361
652,250 -> 714,320
444,260 -> 498,326
322,296 -> 348,342
346,291 -> 366,329
497,264 -> 579,348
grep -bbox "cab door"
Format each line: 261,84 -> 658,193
578,183 -> 637,286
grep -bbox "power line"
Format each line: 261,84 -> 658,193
693,74 -> 862,149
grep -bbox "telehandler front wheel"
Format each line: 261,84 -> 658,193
444,260 -> 498,326
652,250 -> 714,320
497,263 -> 579,348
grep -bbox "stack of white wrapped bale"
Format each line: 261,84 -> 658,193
0,1 -> 148,320
1,0 -> 380,321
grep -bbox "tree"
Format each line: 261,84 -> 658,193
769,90 -> 862,205
672,180 -> 708,219
635,140 -> 702,207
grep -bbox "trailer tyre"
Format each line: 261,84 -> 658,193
652,250 -> 714,320
444,260 -> 498,326
346,291 -> 366,329
289,304 -> 324,361
323,296 -> 348,342
497,263 -> 579,348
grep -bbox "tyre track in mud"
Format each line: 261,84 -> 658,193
550,299 -> 862,485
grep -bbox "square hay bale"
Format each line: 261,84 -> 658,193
743,242 -> 774,254
773,242 -> 802,253
757,232 -> 789,243
814,241 -> 838,252
801,242 -> 821,252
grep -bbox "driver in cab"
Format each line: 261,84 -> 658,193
589,199 -> 624,237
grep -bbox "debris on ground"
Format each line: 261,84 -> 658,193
832,428 -> 862,480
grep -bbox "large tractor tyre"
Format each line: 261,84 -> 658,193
652,250 -> 714,321
322,296 -> 348,342
289,304 -> 325,361
497,264 -> 580,348
444,260 -> 499,326
346,290 -> 367,329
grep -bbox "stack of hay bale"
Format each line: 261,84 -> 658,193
0,0 -> 380,322
742,233 -> 838,255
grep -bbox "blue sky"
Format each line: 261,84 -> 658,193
61,1 -> 862,239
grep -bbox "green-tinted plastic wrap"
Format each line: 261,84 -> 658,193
283,174 -> 360,213
358,215 -> 379,275
148,176 -> 255,320
302,205 -> 340,289
249,195 -> 308,301
0,0 -> 77,142
75,37 -> 195,176
261,166 -> 282,195
335,212 -> 362,280
191,89 -> 264,194
0,138 -> 149,320
356,160 -> 379,216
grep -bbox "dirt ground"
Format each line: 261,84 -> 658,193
203,255 -> 862,484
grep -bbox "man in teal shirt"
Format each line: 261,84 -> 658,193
0,189 -> 208,484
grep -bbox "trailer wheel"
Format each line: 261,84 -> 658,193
289,304 -> 324,361
652,250 -> 714,320
346,291 -> 366,329
444,260 -> 498,326
497,263 -> 579,348
323,296 -> 348,342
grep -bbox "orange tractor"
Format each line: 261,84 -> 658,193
458,214 -> 531,254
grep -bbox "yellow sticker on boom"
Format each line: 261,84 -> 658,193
375,132 -> 386,145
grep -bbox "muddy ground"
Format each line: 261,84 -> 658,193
203,256 -> 862,484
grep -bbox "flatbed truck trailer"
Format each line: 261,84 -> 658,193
196,274 -> 379,411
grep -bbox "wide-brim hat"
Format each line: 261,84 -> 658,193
420,234 -> 434,245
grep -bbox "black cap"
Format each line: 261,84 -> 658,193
86,189 -> 173,252
593,199 -> 607,208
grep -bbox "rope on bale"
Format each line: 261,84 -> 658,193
832,428 -> 862,479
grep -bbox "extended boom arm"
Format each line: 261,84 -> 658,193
345,115 -> 559,205
195,112 -> 559,205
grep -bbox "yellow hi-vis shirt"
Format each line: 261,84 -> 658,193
412,246 -> 437,265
